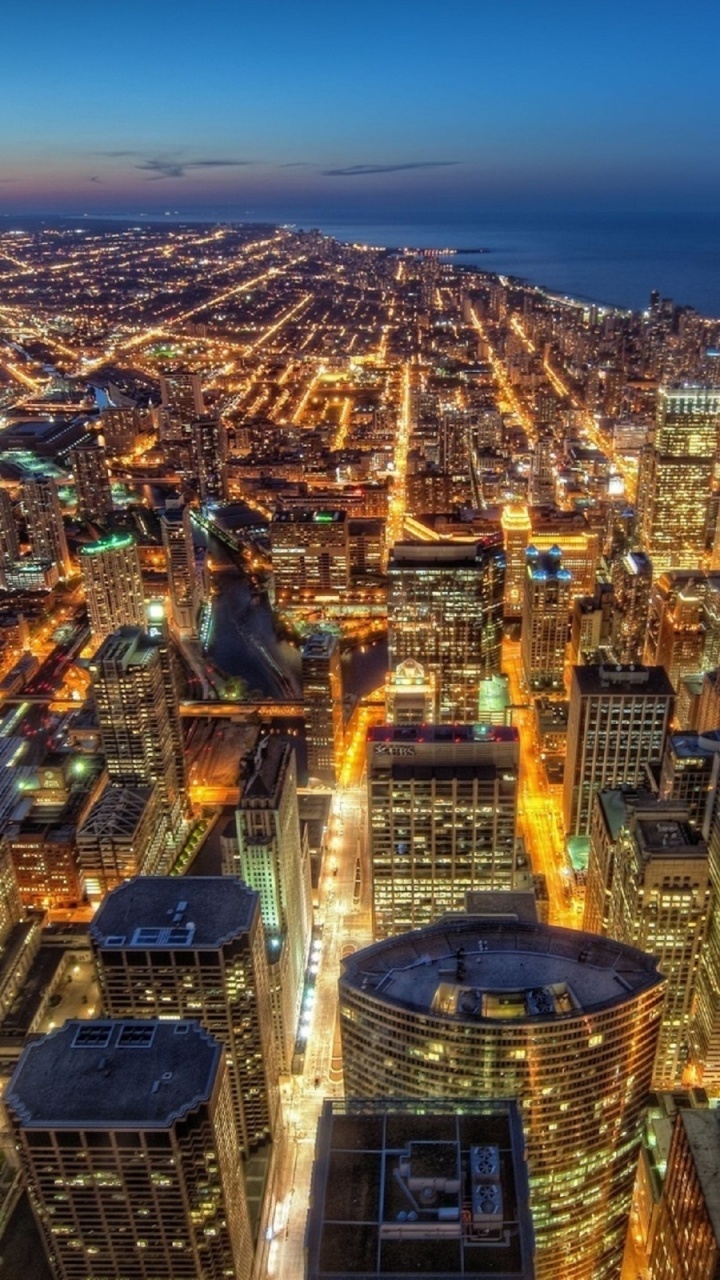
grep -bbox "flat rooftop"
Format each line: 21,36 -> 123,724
369,725 -> 518,746
6,1019 -> 222,1129
306,1099 -> 534,1280
90,876 -> 258,950
572,663 -> 674,697
341,917 -> 663,1022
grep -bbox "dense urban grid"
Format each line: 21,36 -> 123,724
0,219 -> 719,1278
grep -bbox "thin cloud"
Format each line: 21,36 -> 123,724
322,161 -> 461,177
136,157 -> 255,180
93,150 -> 142,158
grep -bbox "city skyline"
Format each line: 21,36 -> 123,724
1,0 -> 720,217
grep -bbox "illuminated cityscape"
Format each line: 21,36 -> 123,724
0,213 -> 720,1280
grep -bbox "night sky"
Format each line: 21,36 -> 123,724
1,0 -> 719,217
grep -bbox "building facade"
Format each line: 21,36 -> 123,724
367,724 -> 520,937
563,663 -> 674,838
5,1018 -> 252,1280
79,534 -> 147,642
586,792 -> 710,1088
388,537 -> 505,722
339,917 -> 664,1280
91,877 -> 279,1156
302,631 -> 344,786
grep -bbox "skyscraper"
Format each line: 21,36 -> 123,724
500,503 -> 532,618
647,571 -> 707,691
521,545 -> 572,690
302,631 -> 344,786
89,628 -> 182,850
270,509 -> 350,605
79,533 -> 147,642
160,505 -> 200,639
586,791 -> 710,1088
191,414 -> 228,502
0,487 -> 19,587
21,478 -> 71,578
611,549 -> 653,664
648,1109 -> 720,1279
367,724 -> 520,937
70,439 -> 113,524
638,385 -> 720,572
384,657 -> 437,723
659,730 -> 720,837
234,736 -> 312,1071
339,916 -> 664,1280
388,537 -> 505,721
6,1019 -> 253,1280
91,878 -> 279,1156
159,368 -> 205,421
563,663 -> 674,838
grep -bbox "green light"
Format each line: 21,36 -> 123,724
313,512 -> 334,523
80,533 -> 135,555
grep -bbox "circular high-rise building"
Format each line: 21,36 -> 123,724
339,917 -> 665,1280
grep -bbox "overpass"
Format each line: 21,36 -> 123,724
180,700 -> 304,719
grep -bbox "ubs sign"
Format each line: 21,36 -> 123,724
374,744 -> 416,758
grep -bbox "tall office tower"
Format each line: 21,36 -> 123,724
660,731 -> 720,836
76,784 -> 159,904
586,792 -> 710,1088
339,917 -> 664,1280
91,878 -> 279,1156
384,657 -> 437,724
270,510 -> 350,605
638,385 -> 720,572
6,1019 -> 252,1280
302,631 -> 344,786
0,487 -> 19,587
698,668 -> 720,733
21,478 -> 71,577
159,368 -> 205,422
563,663 -> 674,838
388,537 -> 505,722
529,431 -> 555,505
367,724 -> 520,938
306,1099 -> 535,1280
569,580 -> 614,665
0,840 -> 21,946
647,571 -> 707,690
145,601 -> 188,795
521,546 -> 572,691
70,439 -> 113,524
89,629 -> 181,848
79,533 -> 147,642
611,550 -> 653,663
191,414 -> 228,502
160,505 -> 199,638
649,1109 -> 720,1279
234,737 -> 312,1072
501,503 -> 532,618
99,405 -> 143,457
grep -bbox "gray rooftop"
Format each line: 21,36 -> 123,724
90,876 -> 258,950
6,1019 -> 222,1129
77,784 -> 154,842
572,663 -> 674,697
341,917 -> 663,1022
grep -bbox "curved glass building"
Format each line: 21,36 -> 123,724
339,916 -> 665,1280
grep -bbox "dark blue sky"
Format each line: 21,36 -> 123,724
1,0 -> 719,216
